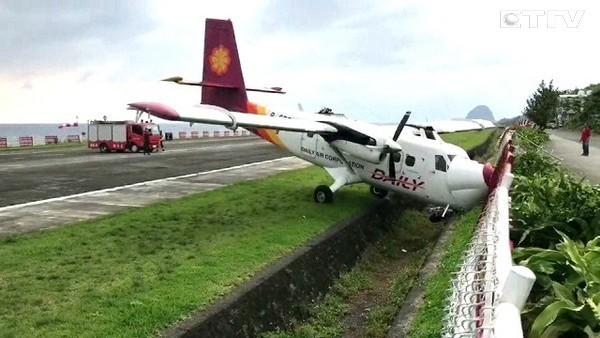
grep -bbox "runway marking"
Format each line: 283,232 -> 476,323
0,157 -> 296,213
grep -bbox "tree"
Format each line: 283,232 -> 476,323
523,80 -> 560,129
581,87 -> 600,129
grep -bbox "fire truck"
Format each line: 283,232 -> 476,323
88,120 -> 162,153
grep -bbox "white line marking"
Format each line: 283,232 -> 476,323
0,156 -> 296,213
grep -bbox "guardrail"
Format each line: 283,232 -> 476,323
442,129 -> 536,338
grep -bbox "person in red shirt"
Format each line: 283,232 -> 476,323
580,124 -> 592,156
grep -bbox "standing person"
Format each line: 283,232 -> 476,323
580,124 -> 592,156
143,129 -> 152,155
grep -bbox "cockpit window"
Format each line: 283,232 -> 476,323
447,154 -> 456,161
435,155 -> 447,172
424,127 -> 436,140
405,155 -> 415,167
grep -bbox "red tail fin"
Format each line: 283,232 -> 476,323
201,19 -> 248,112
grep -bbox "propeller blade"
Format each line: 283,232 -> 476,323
392,111 -> 411,141
389,153 -> 396,179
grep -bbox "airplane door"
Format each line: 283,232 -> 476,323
301,133 -> 318,158
391,152 -> 403,177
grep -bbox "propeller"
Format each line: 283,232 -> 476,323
388,111 -> 411,178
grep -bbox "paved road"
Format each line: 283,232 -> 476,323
0,137 -> 288,207
548,130 -> 600,184
0,157 -> 311,237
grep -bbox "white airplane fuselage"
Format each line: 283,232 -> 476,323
248,110 -> 490,209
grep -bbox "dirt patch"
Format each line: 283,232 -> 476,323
340,213 -> 443,338
387,219 -> 457,337
342,252 -> 417,337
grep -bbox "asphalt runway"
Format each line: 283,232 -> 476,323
0,137 -> 288,207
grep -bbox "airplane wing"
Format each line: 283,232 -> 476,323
128,102 -> 338,134
408,119 -> 496,134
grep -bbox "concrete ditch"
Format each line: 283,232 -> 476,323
163,199 -> 399,338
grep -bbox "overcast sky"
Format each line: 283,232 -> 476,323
1,0 -> 598,123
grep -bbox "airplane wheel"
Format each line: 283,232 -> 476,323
314,185 -> 333,204
370,186 -> 388,198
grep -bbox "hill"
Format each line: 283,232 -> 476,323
466,105 -> 495,122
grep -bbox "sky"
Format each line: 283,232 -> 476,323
1,0 -> 599,124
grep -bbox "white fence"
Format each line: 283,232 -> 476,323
442,129 -> 536,338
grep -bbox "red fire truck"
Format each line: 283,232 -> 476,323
88,120 -> 162,153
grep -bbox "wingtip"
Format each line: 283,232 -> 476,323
161,76 -> 183,83
128,102 -> 180,121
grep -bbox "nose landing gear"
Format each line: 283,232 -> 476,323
428,204 -> 454,223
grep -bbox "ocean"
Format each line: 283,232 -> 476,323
0,123 -> 234,146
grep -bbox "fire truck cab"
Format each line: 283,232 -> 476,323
88,120 -> 162,153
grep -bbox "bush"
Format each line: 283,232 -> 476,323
513,233 -> 600,338
511,127 -> 600,338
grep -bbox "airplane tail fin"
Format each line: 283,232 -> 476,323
201,19 -> 248,112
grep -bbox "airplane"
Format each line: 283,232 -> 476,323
129,18 -> 497,213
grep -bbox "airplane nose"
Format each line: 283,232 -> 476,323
446,157 -> 490,208
128,102 -> 180,121
482,162 -> 496,189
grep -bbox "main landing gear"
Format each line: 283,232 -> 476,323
313,185 -> 333,203
313,176 -> 350,204
369,186 -> 389,198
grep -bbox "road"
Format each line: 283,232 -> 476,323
0,137 -> 288,207
548,129 -> 600,184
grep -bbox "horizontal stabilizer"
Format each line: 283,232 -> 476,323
162,76 -> 285,93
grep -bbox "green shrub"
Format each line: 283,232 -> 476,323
512,172 -> 600,247
511,127 -> 600,338
513,232 -> 600,338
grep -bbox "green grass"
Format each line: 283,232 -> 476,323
263,209 -> 442,338
441,130 -> 495,151
0,167 -> 373,338
408,208 -> 481,338
0,142 -> 85,152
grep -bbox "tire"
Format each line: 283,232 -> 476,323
313,185 -> 333,204
99,144 -> 108,153
370,186 -> 389,198
130,144 -> 139,153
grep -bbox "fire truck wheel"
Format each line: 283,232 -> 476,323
370,186 -> 388,198
99,144 -> 108,153
313,185 -> 333,203
130,144 -> 139,152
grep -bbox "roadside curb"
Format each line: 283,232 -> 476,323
162,199 -> 398,338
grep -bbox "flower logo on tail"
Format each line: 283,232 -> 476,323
209,45 -> 231,76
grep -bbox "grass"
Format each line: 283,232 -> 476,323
0,167 -> 373,338
263,208 -> 441,338
0,142 -> 85,152
441,129 -> 495,151
408,208 -> 481,338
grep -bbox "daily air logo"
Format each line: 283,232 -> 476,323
371,169 -> 425,191
209,44 -> 231,76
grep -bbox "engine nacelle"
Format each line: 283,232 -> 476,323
331,140 -> 384,164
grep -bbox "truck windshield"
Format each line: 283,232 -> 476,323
149,125 -> 160,135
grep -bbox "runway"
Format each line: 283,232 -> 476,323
0,137 -> 287,207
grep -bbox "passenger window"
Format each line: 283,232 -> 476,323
393,152 -> 402,163
435,155 -> 447,172
405,155 -> 415,167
